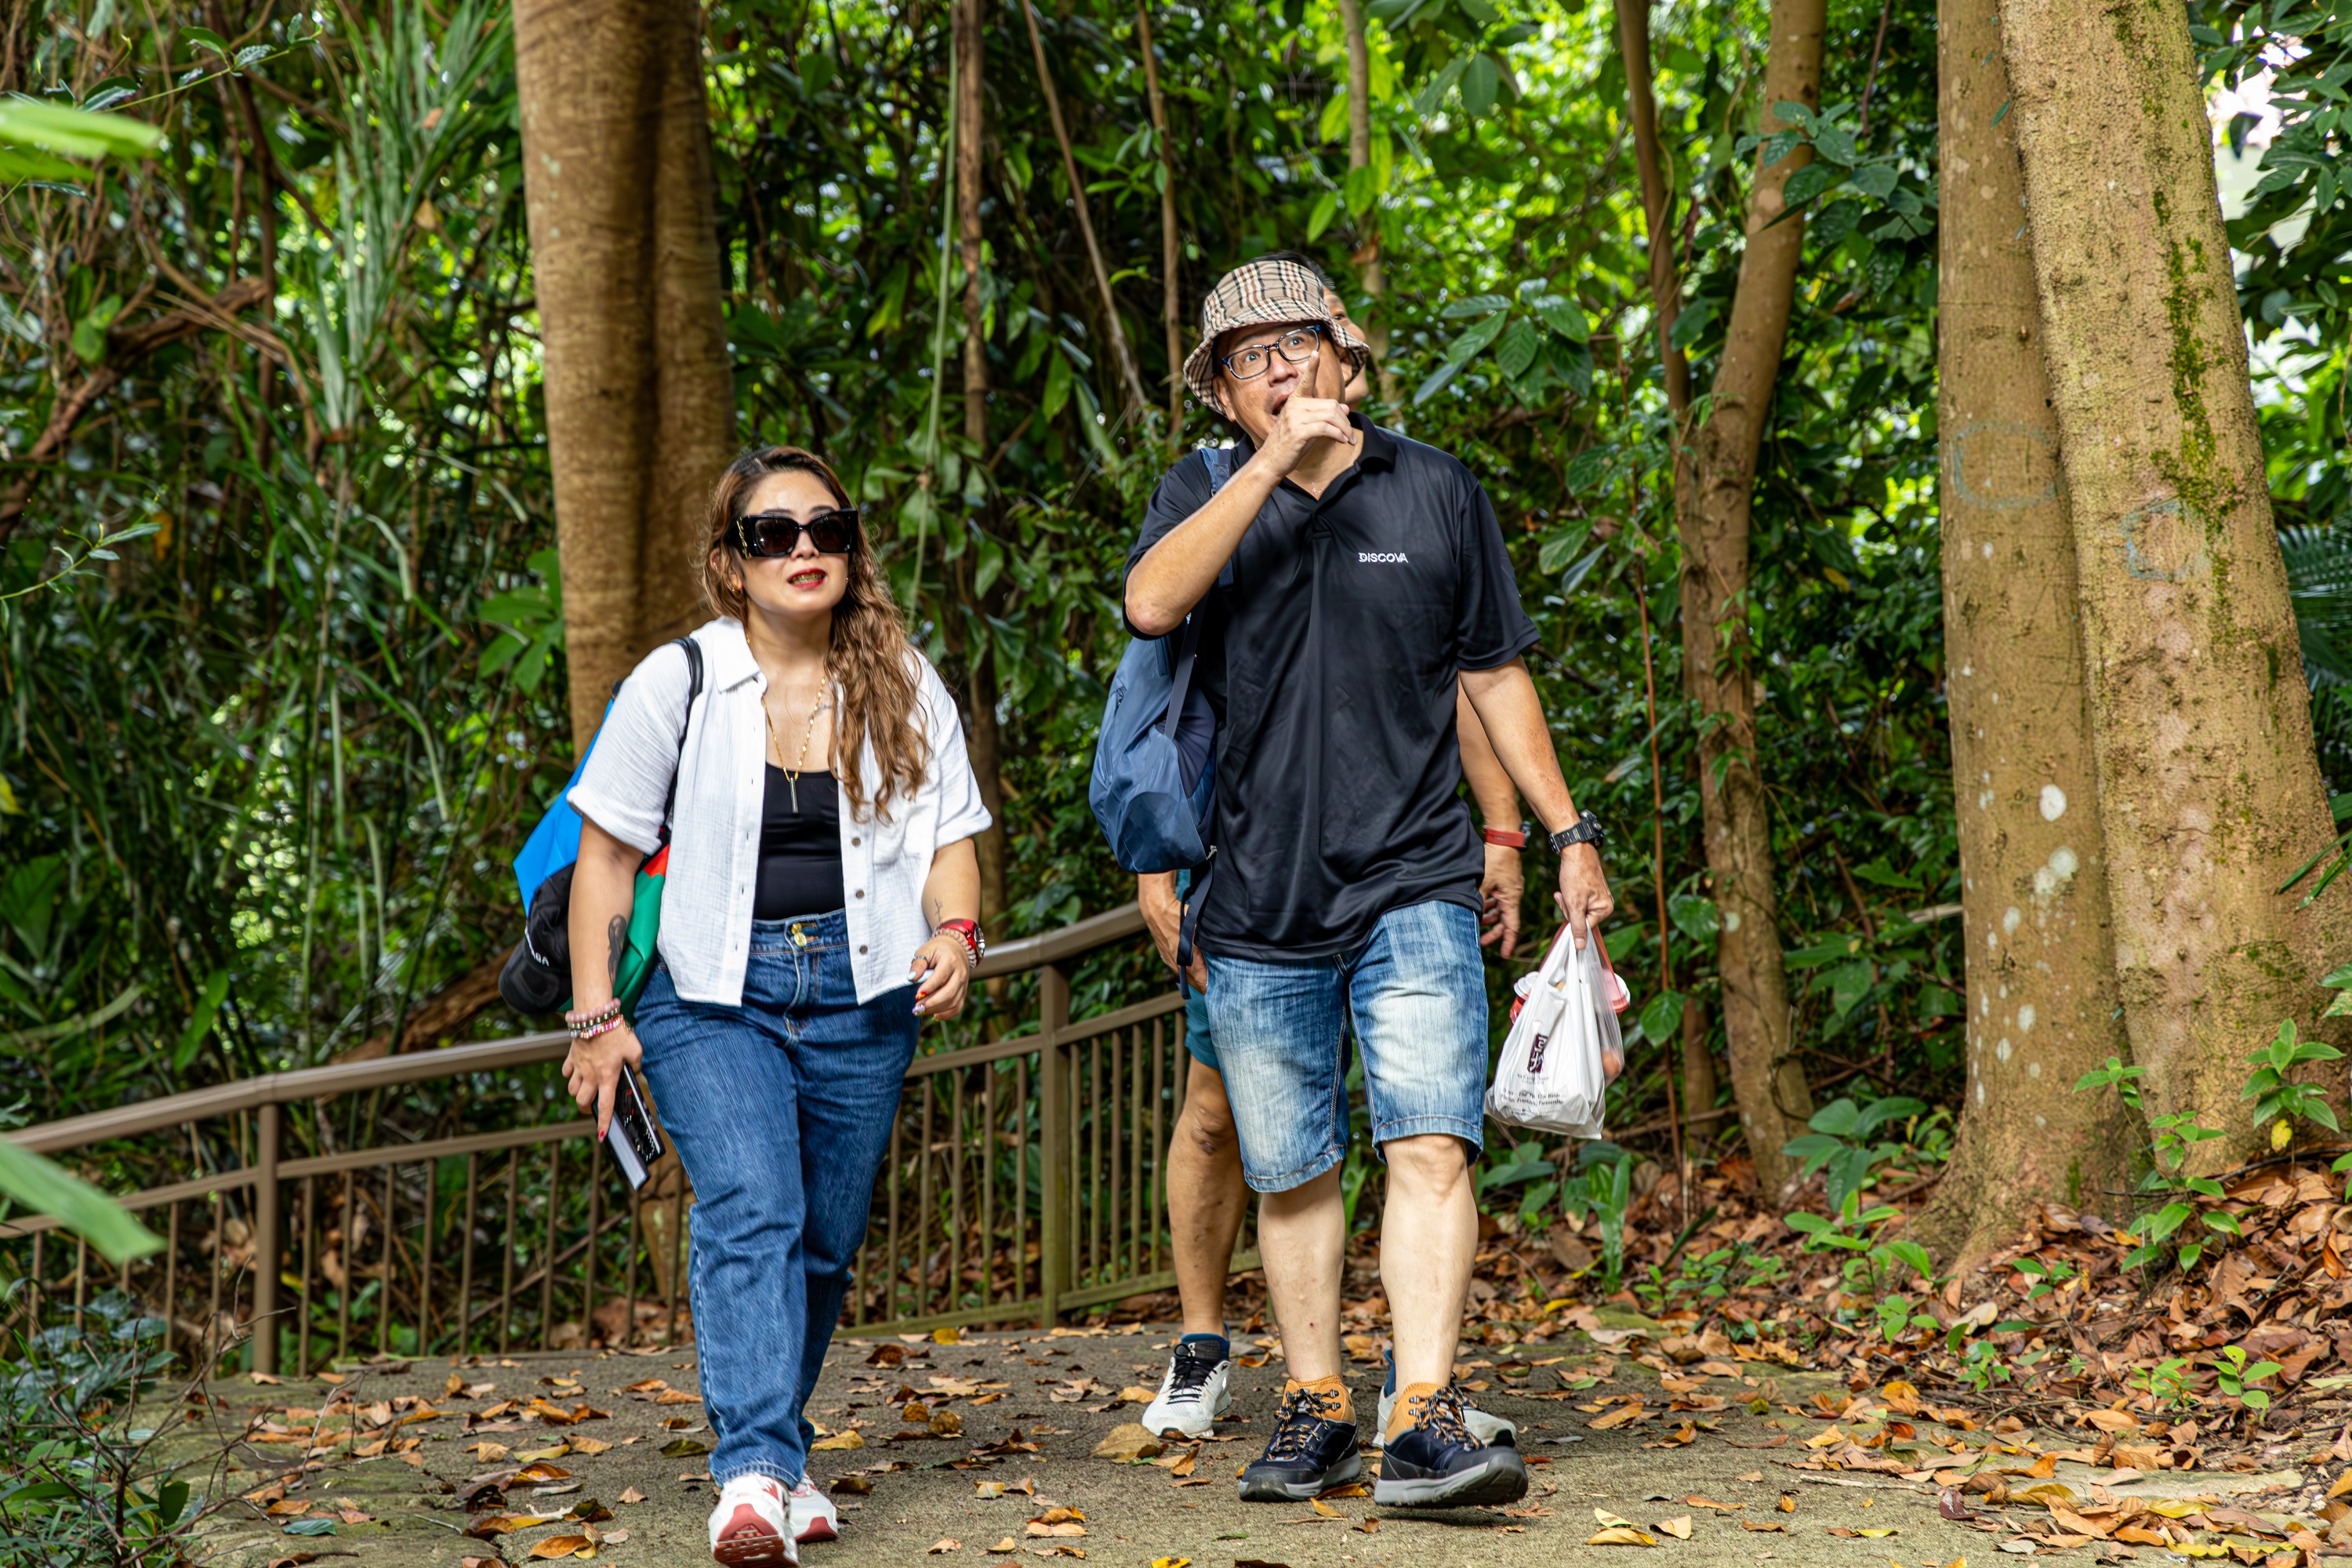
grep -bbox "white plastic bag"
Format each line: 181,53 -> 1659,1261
1483,924 -> 1629,1139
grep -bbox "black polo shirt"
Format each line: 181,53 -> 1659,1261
1123,416 -> 1538,960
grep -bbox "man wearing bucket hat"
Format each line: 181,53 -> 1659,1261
1131,255 -> 1532,1458
1123,255 -> 1613,1509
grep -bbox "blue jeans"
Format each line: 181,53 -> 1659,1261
1204,899 -> 1488,1193
632,909 -> 917,1487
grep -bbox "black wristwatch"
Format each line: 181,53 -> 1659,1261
1547,811 -> 1606,855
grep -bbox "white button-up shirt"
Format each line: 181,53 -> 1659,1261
568,616 -> 993,1006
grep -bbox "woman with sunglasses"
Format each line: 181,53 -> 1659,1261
562,445 -> 991,1566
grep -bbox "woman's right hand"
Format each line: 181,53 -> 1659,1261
564,1024 -> 644,1139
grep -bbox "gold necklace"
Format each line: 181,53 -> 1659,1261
763,684 -> 830,813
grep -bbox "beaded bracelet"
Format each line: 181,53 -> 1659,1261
935,919 -> 984,969
572,1013 -> 626,1044
566,998 -> 622,1035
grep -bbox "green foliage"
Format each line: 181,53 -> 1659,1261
0,0 -> 2336,1223
2012,1253 -> 2076,1303
0,1139 -> 161,1266
2200,0 -> 2352,366
1782,1094 -> 1930,1213
1558,1143 -> 1635,1294
2212,1342 -> 2283,1411
0,1293 -> 206,1567
1635,1243 -> 1787,1308
477,548 -> 567,696
2241,1019 -> 2344,1137
2133,1353 -> 2198,1412
0,99 -> 162,183
1478,1138 -> 1563,1228
2074,1058 -> 2235,1272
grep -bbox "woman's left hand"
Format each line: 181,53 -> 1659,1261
910,934 -> 973,1019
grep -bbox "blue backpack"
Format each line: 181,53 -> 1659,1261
1089,447 -> 1236,887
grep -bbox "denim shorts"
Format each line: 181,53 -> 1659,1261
1203,899 -> 1488,1192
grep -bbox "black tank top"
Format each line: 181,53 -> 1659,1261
753,764 -> 846,920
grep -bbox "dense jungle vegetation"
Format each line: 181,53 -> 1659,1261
1,0 -> 2346,1225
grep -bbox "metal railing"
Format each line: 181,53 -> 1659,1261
2,902 -> 1248,1370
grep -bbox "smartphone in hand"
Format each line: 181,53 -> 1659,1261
604,1067 -> 666,1192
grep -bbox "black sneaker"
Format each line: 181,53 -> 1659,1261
1377,1348 -> 1517,1446
1374,1385 -> 1529,1508
1237,1384 -> 1363,1502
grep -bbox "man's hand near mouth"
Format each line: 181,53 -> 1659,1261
1258,385 -> 1356,475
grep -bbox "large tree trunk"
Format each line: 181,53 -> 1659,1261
1334,0 -> 1397,407
1674,0 -> 1823,1191
515,0 -> 736,744
2002,0 -> 2348,1159
1915,0 -> 2136,1262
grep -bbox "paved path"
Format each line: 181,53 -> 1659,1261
189,1328 -> 2321,1567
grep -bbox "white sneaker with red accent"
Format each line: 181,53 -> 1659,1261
789,1478 -> 839,1544
709,1474 -> 797,1565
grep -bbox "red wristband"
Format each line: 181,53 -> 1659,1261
1483,824 -> 1529,849
935,918 -> 985,967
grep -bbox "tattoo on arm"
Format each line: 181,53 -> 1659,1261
607,915 -> 626,982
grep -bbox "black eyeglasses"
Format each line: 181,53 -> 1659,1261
735,507 -> 862,557
1221,325 -> 1324,382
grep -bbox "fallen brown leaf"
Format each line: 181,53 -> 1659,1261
1091,1423 -> 1167,1461
526,1534 -> 593,1559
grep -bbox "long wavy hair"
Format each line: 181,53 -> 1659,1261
702,445 -> 930,821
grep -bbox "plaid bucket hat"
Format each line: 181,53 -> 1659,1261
1182,256 -> 1372,407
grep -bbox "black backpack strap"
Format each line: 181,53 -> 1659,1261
657,635 -> 703,844
1177,854 -> 1214,975
1163,445 -> 1236,735
1161,612 -> 1204,739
